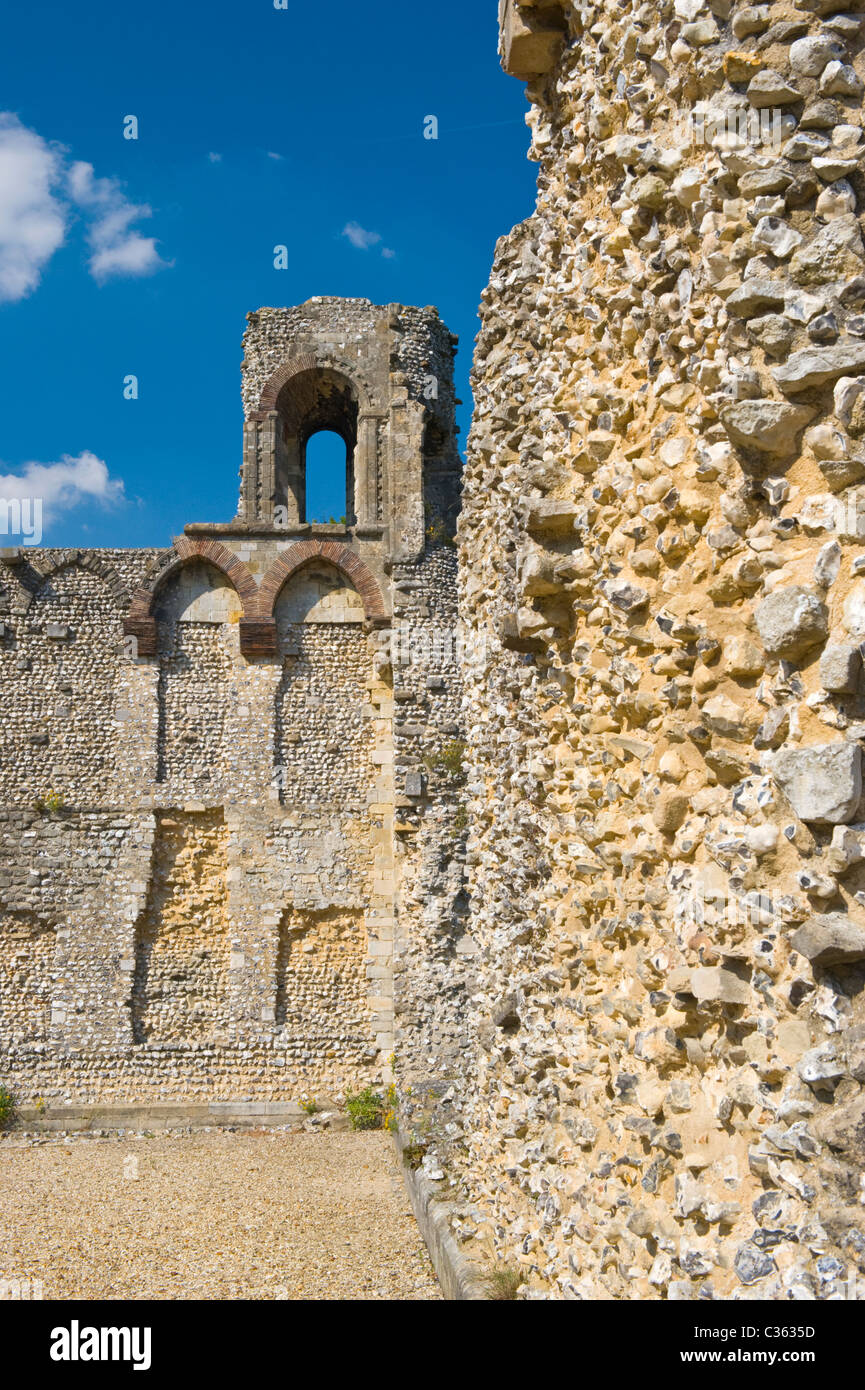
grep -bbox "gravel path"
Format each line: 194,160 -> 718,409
0,1129 -> 441,1300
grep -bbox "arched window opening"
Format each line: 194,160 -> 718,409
304,430 -> 349,524
272,367 -> 359,527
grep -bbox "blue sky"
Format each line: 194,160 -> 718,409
0,0 -> 536,548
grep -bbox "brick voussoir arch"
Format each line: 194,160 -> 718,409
123,537 -> 259,655
251,352 -> 376,422
253,540 -> 387,622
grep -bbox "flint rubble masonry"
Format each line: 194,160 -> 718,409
443,0 -> 865,1301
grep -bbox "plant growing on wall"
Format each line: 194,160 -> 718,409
0,1085 -> 16,1129
423,739 -> 466,779
345,1087 -> 385,1130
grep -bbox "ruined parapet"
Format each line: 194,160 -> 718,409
457,0 -> 865,1299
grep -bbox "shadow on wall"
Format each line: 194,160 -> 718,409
131,810 -> 229,1044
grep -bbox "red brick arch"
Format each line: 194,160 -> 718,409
253,540 -> 387,623
123,538 -> 259,656
252,353 -> 375,421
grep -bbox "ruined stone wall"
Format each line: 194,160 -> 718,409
0,298 -> 467,1111
453,0 -> 865,1300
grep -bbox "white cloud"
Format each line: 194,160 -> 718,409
381,247 -> 396,260
0,111 -> 169,301
342,221 -> 382,251
0,451 -> 125,524
67,160 -> 167,283
208,151 -> 222,163
266,151 -> 283,161
0,114 -> 66,303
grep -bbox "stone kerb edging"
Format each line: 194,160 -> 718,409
393,1130 -> 489,1302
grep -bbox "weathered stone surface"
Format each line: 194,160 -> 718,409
725,279 -> 787,318
690,967 -> 751,1005
774,341 -> 865,394
772,743 -> 862,823
754,586 -> 828,659
720,400 -> 816,454
820,642 -> 861,693
789,214 -> 865,286
791,913 -> 865,967
746,70 -> 803,107
448,0 -> 865,1303
498,0 -> 565,79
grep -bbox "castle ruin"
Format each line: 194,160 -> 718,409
0,298 -> 467,1106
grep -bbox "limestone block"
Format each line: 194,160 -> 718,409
754,586 -> 828,660
499,0 -> 565,80
820,642 -> 861,693
772,742 -> 862,823
689,967 -> 751,1005
720,400 -> 816,455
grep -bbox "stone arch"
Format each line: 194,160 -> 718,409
252,351 -> 376,421
124,538 -> 258,656
244,354 -> 383,531
19,552 -> 129,616
257,541 -> 387,622
5,563 -> 125,806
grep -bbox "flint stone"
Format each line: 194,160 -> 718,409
690,966 -> 751,1004
751,217 -> 802,259
735,1242 -> 777,1286
733,5 -> 770,37
747,70 -> 803,107
772,742 -> 862,824
720,400 -> 816,454
798,1041 -> 845,1086
754,586 -> 828,659
790,35 -> 846,75
789,214 -> 865,286
813,539 -> 841,587
844,582 -> 865,637
738,169 -> 792,198
603,578 -> 649,611
747,313 -> 794,356
820,642 -> 861,693
774,341 -> 865,394
791,912 -> 865,966
725,278 -> 786,317
821,61 -> 864,98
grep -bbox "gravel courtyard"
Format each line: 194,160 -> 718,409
0,1129 -> 441,1300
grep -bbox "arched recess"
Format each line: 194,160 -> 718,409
123,538 -> 257,656
2,562 -> 124,806
272,559 -> 375,808
242,354 -> 383,531
239,542 -> 386,659
19,551 -> 129,616
154,559 -> 240,785
260,541 -> 386,619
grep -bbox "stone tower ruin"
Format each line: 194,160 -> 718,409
0,298 -> 467,1108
